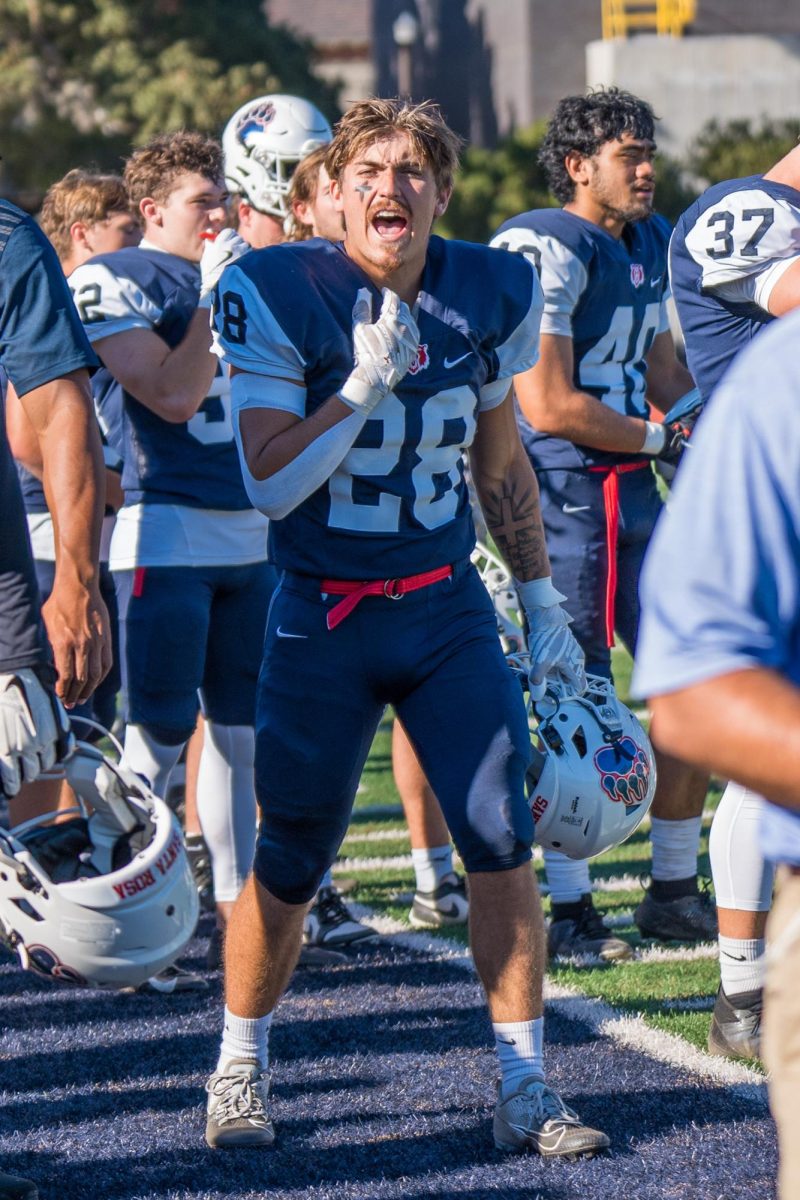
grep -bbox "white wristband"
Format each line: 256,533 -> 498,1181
641,420 -> 667,456
514,576 -> 567,613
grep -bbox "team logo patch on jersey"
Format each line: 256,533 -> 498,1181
237,101 -> 276,145
594,736 -> 650,809
630,263 -> 645,289
406,343 -> 430,375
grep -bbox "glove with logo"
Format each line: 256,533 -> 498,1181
199,229 -> 251,303
338,288 -> 420,416
0,668 -> 74,798
516,577 -> 587,702
652,387 -> 704,481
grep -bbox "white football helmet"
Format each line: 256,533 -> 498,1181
526,676 -> 656,859
223,94 -> 332,217
0,742 -> 199,988
471,541 -> 527,664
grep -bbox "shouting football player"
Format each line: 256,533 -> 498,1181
203,96 -> 609,1159
491,88 -> 714,960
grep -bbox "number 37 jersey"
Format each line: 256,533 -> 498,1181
670,175 -> 800,400
212,236 -> 542,579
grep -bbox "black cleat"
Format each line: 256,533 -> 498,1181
634,881 -> 717,942
707,985 -> 762,1060
548,897 -> 633,962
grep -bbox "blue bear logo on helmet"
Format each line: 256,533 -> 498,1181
593,735 -> 651,809
236,101 -> 276,146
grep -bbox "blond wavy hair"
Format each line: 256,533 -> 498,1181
39,170 -> 132,261
325,98 -> 461,192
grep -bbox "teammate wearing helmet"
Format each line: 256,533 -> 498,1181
224,93 -> 332,248
67,132 -> 271,987
0,199 -> 107,1200
203,96 -> 608,1160
491,87 -> 713,961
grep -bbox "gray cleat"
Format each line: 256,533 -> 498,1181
707,986 -> 762,1060
205,1059 -> 275,1149
410,873 -> 469,928
634,883 -> 717,942
494,1076 -> 610,1159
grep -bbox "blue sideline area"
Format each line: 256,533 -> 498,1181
0,914 -> 777,1200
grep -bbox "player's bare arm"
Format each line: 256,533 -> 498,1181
469,393 -> 550,582
651,669 -> 800,814
515,332 -> 652,453
4,380 -> 43,479
19,370 -> 111,705
91,317 -> 218,425
644,330 -> 696,412
238,389 -> 356,480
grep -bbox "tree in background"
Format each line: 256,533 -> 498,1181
441,121 -> 698,242
0,0 -> 339,204
688,119 -> 800,185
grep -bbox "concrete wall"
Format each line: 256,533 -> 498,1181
587,34 -> 800,159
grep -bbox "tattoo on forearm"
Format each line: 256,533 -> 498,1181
481,481 -> 549,581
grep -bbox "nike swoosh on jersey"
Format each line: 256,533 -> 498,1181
443,352 -> 471,369
650,275 -> 662,287
276,627 -> 308,639
562,503 -> 591,514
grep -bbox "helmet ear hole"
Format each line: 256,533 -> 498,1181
570,726 -> 588,758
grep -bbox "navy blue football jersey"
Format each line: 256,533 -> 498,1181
69,246 -> 250,510
0,201 -> 97,671
491,209 -> 671,470
212,236 -> 543,578
669,176 -> 800,401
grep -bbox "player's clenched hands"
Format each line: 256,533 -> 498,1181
517,578 -> 587,702
199,229 -> 251,301
0,669 -> 73,797
338,288 -> 420,415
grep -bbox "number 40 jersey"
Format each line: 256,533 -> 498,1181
669,175 -> 800,401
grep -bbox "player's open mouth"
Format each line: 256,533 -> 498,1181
371,208 -> 410,240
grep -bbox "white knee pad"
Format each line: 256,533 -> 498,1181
710,782 -> 774,912
196,722 -> 256,904
121,724 -> 184,801
542,849 -> 592,904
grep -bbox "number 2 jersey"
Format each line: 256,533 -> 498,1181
212,235 -> 543,580
491,209 -> 671,470
69,242 -> 267,568
669,175 -> 800,400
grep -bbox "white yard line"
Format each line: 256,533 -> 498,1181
347,903 -> 766,1101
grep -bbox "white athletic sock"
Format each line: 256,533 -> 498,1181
543,850 -> 591,905
493,1017 -> 545,1098
718,935 -> 766,997
411,845 -> 453,894
650,816 -> 703,882
217,1006 -> 273,1072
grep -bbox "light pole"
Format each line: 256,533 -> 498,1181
392,10 -> 419,99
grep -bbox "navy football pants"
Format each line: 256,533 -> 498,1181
252,560 -> 534,904
537,466 -> 662,677
115,561 -> 276,745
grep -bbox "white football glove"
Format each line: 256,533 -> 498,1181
0,668 -> 73,798
199,229 -> 251,301
338,288 -> 420,415
516,578 -> 587,702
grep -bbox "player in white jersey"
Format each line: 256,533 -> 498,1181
668,142 -> 800,1058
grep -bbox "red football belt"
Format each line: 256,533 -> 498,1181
588,461 -> 650,647
321,565 -> 453,630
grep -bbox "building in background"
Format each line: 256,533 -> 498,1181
266,0 -> 800,157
